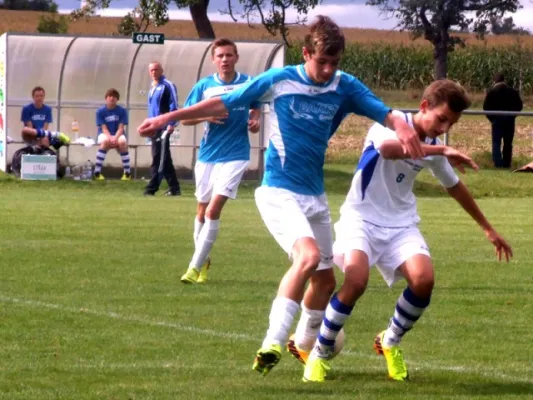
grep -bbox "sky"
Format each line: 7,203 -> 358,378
56,0 -> 533,32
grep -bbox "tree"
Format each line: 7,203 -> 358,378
367,0 -> 522,79
70,0 -> 321,45
0,0 -> 56,11
491,16 -> 530,35
36,2 -> 69,34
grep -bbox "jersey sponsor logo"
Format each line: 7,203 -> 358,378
104,115 -> 120,122
402,159 -> 423,172
289,98 -> 338,121
32,115 -> 46,121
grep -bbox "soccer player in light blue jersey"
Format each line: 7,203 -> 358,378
138,15 -> 425,376
94,88 -> 131,181
303,80 -> 513,383
21,86 -> 70,150
179,39 -> 261,284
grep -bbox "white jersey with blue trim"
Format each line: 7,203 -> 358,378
340,111 -> 459,227
185,72 -> 256,163
220,65 -> 391,195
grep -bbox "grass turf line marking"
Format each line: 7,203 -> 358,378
1,294 -> 531,384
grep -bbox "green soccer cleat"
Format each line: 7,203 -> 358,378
287,333 -> 309,365
196,257 -> 211,284
58,132 -> 71,146
374,330 -> 409,381
302,355 -> 331,383
252,344 -> 282,376
180,267 -> 199,284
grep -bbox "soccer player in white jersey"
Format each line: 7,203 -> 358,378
303,80 -> 513,383
179,38 -> 261,284
138,15 -> 426,376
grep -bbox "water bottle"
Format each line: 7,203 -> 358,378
84,159 -> 93,181
71,120 -> 80,141
73,164 -> 81,180
64,165 -> 72,179
172,126 -> 180,146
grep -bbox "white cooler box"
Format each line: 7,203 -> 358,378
21,154 -> 57,180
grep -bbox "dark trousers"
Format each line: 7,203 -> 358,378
491,120 -> 515,168
145,131 -> 180,193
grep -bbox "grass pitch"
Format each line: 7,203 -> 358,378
0,166 -> 532,399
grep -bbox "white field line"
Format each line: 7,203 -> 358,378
1,295 -> 532,384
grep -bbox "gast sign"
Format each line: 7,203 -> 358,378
132,32 -> 165,45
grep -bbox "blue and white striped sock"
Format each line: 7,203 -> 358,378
120,151 -> 130,174
383,287 -> 431,347
36,129 -> 58,140
94,149 -> 107,174
314,293 -> 353,358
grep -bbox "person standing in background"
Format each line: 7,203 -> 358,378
483,73 -> 523,168
144,62 -> 181,196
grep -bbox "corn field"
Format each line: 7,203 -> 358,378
286,42 -> 533,95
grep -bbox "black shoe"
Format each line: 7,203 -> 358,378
165,189 -> 181,196
143,190 -> 155,196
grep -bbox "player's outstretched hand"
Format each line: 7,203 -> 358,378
396,124 -> 425,159
138,116 -> 168,137
485,229 -> 513,262
443,148 -> 479,174
248,119 -> 260,133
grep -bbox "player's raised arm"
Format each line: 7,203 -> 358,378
138,97 -> 228,137
446,181 -> 513,262
138,69 -> 275,137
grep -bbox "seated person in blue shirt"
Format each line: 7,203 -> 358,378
21,86 -> 70,149
94,88 -> 131,180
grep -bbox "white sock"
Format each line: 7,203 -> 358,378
193,218 -> 204,246
262,297 -> 300,347
189,218 -> 219,270
294,304 -> 325,352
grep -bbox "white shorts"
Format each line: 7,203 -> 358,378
97,134 -> 127,145
255,186 -> 333,270
194,160 -> 249,203
333,218 -> 430,287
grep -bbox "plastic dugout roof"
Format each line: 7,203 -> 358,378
5,32 -> 285,112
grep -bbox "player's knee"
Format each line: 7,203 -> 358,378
118,136 -> 128,150
205,207 -> 221,220
409,272 -> 434,297
295,250 -> 321,275
100,137 -> 110,149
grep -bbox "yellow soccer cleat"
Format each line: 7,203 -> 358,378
196,257 -> 211,284
252,344 -> 282,376
94,172 -> 105,181
58,132 -> 71,146
121,172 -> 131,181
374,330 -> 409,381
180,267 -> 199,284
287,334 -> 309,365
302,355 -> 331,383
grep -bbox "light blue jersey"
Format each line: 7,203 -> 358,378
221,65 -> 391,195
185,72 -> 258,163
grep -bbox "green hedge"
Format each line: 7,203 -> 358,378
286,42 -> 533,94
